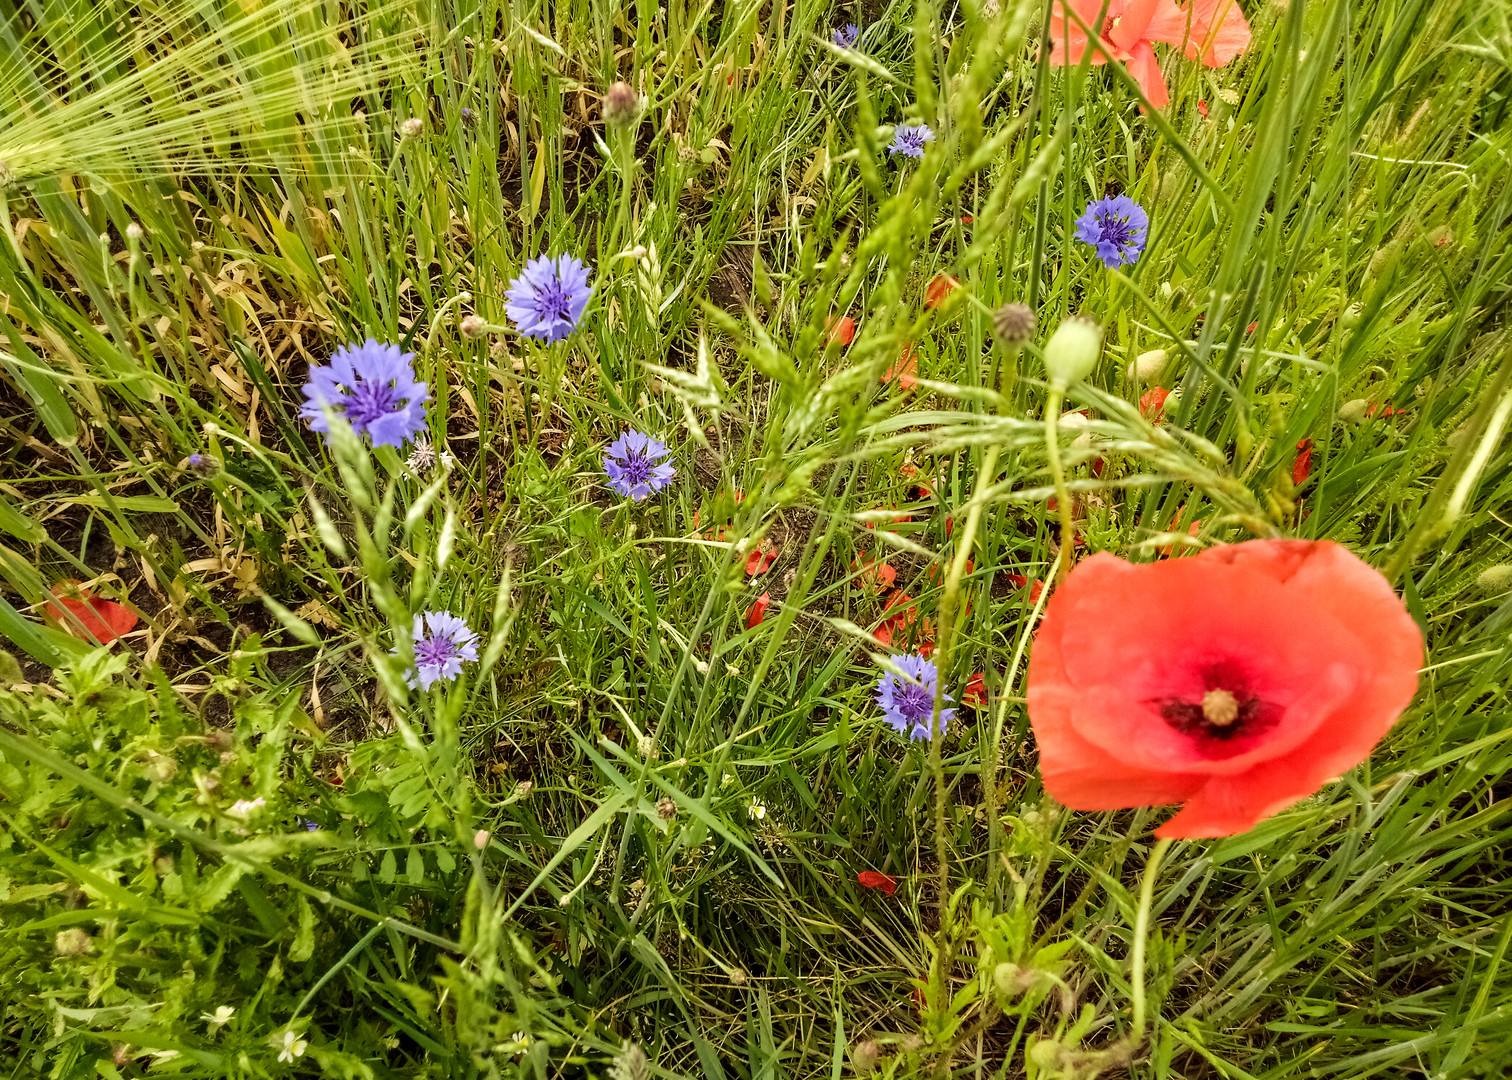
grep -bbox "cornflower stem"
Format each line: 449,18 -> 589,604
929,442 -> 1000,1052
1129,836 -> 1173,1045
1044,382 -> 1077,585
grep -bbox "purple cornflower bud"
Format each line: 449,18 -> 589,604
1074,195 -> 1149,270
603,81 -> 643,126
876,653 -> 954,742
302,819 -> 319,831
504,254 -> 593,343
888,124 -> 935,159
459,107 -> 475,124
397,611 -> 480,690
602,430 -> 676,501
833,23 -> 860,48
186,453 -> 217,475
299,339 -> 430,448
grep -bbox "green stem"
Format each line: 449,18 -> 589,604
1129,836 -> 1173,1044
1044,383 -> 1076,585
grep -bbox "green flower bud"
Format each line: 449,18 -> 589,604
1041,316 -> 1102,388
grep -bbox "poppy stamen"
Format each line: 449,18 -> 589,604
1201,689 -> 1240,727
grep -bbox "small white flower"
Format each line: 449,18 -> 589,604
747,799 -> 767,821
277,1029 -> 308,1063
201,1005 -> 235,1026
227,797 -> 265,820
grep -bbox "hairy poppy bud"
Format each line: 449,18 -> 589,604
1127,348 -> 1168,384
1477,565 -> 1512,595
849,1039 -> 882,1074
603,81 -> 642,126
993,302 -> 1035,345
56,928 -> 93,956
1337,398 -> 1369,423
1041,316 -> 1102,387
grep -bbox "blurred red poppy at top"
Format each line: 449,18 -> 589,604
1026,540 -> 1421,839
46,581 -> 138,645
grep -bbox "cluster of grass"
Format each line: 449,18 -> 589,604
2,0 -> 1511,1076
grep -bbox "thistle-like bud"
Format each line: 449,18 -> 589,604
603,81 -> 642,127
397,117 -> 424,139
656,797 -> 677,819
993,302 -> 1035,345
1041,316 -> 1102,387
459,314 -> 486,340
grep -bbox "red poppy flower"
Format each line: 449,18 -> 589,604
46,581 -> 138,645
961,214 -> 975,225
1140,386 -> 1170,421
826,315 -> 856,347
745,540 -> 777,576
1197,98 -> 1209,118
1292,438 -> 1314,488
963,673 -> 988,709
1247,320 -> 1259,335
1364,402 -> 1402,419
1005,574 -> 1045,605
883,346 -> 919,391
745,593 -> 770,629
856,870 -> 898,895
876,593 -> 933,653
925,274 -> 959,309
852,552 -> 897,592
1026,540 -> 1422,839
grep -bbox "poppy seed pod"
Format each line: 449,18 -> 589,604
1041,316 -> 1103,387
603,81 -> 642,126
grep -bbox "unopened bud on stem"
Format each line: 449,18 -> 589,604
603,81 -> 643,127
1042,316 -> 1103,388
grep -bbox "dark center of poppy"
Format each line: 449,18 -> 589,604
1152,664 -> 1277,750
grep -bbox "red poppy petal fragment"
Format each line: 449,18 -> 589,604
856,870 -> 898,895
1140,386 -> 1170,421
746,593 -> 770,629
1026,540 -> 1422,839
925,274 -> 959,309
963,673 -> 987,709
826,315 -> 856,347
883,346 -> 919,391
1292,438 -> 1314,487
46,582 -> 138,645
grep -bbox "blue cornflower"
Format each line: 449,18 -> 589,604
876,653 -> 955,742
299,339 -> 429,448
1074,195 -> 1149,270
603,430 -> 676,500
833,23 -> 860,48
888,124 -> 935,159
397,611 -> 480,690
505,254 -> 593,343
